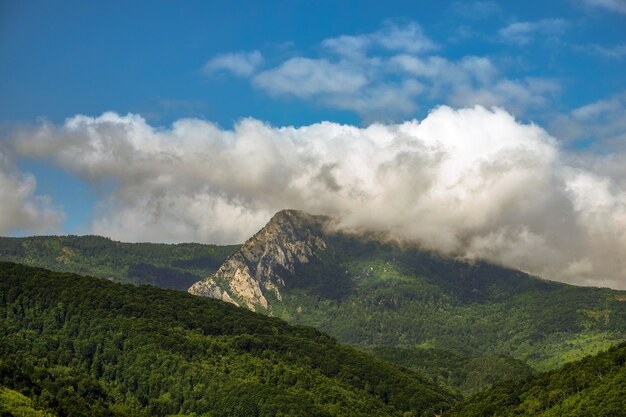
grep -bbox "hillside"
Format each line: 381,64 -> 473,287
0,261 -> 456,417
0,386 -> 54,417
365,346 -> 534,396
189,210 -> 626,386
0,235 -> 239,290
447,341 -> 626,416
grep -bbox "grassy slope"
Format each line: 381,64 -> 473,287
0,235 -> 239,290
0,261 -> 455,417
447,341 -> 626,416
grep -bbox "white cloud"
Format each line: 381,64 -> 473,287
581,0 -> 626,14
322,35 -> 371,59
9,106 -> 626,289
580,43 -> 626,58
227,22 -> 560,120
321,21 -> 437,58
0,148 -> 64,234
253,58 -> 368,98
390,54 -> 559,115
204,50 -> 263,77
370,21 -> 437,54
498,19 -> 569,45
549,91 -> 626,150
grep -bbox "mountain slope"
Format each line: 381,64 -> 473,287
0,261 -> 456,417
0,235 -> 239,290
189,210 -> 626,378
189,210 -> 331,310
447,341 -> 626,416
366,346 -> 534,396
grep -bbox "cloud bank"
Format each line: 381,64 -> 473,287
7,106 -> 626,289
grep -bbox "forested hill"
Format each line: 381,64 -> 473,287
448,340 -> 626,416
0,235 -> 239,290
189,210 -> 626,377
0,261 -> 456,417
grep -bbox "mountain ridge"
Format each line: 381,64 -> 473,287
189,209 -> 333,310
0,234 -> 239,290
187,209 -> 626,386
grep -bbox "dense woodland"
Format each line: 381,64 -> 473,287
0,262 -> 455,417
365,346 -> 533,396
269,233 -> 626,373
448,341 -> 626,416
0,236 -> 238,290
3,234 -> 626,398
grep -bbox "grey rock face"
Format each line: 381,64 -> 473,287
188,209 -> 330,311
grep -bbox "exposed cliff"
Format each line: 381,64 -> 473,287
188,209 -> 331,311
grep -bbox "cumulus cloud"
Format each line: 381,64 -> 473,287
498,19 -> 569,45
581,0 -> 626,14
204,50 -> 263,77
0,148 -> 64,234
8,106 -> 626,289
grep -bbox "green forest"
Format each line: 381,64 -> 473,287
0,262 -> 454,417
0,236 -> 238,290
448,341 -> 626,416
268,232 -> 626,375
3,233 -> 626,398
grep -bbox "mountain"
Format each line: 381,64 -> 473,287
0,261 -> 456,417
188,209 -> 626,391
0,235 -> 239,290
188,210 -> 331,310
448,340 -> 626,416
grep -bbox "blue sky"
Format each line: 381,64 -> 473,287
2,0 -> 625,127
1,0 -> 626,287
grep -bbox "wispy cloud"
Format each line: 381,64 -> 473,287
498,18 -> 569,45
207,22 -> 561,121
8,107 -> 626,289
204,50 -> 263,77
321,21 -> 438,57
449,1 -> 502,20
253,58 -> 368,98
549,91 -> 626,150
579,43 -> 626,58
581,0 -> 626,14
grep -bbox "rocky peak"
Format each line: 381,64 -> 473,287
188,209 -> 331,311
